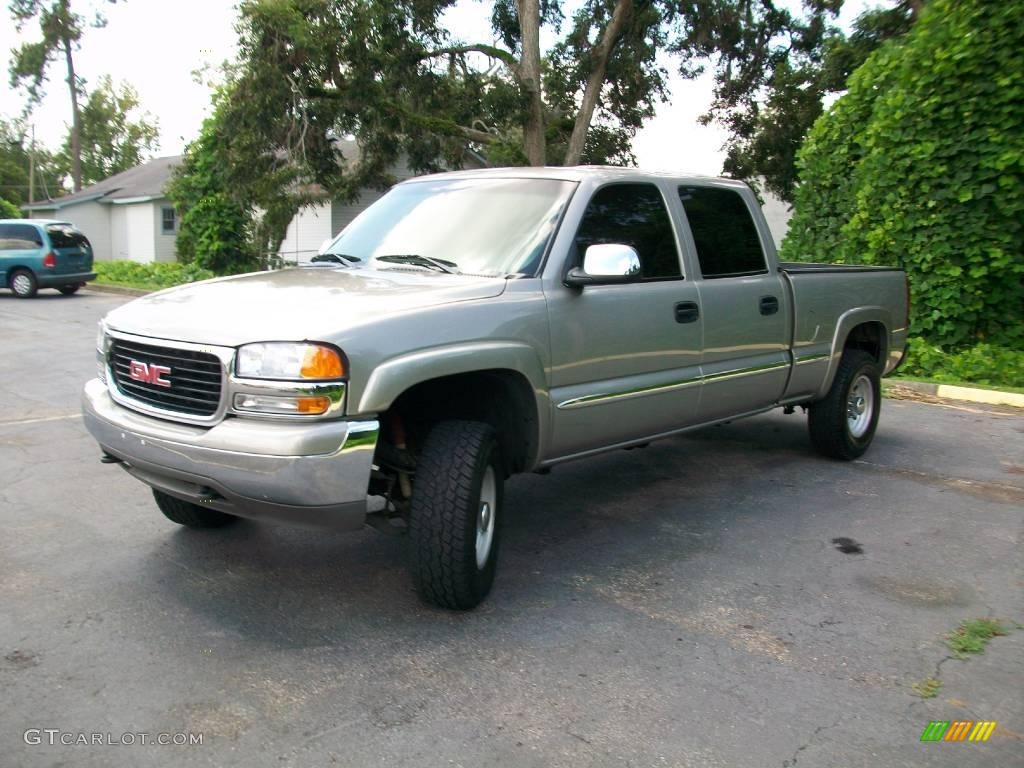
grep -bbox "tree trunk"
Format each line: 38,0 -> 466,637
63,37 -> 83,192
563,0 -> 633,166
517,0 -> 546,166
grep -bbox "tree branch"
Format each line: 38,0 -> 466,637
420,44 -> 519,73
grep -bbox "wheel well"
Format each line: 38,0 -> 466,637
844,321 -> 886,365
4,265 -> 33,286
382,369 -> 539,475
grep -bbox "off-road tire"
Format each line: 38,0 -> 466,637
153,489 -> 237,528
10,269 -> 37,298
409,420 -> 503,610
808,349 -> 881,460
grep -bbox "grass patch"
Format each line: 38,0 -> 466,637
945,618 -> 1009,658
911,677 -> 943,699
94,261 -> 216,291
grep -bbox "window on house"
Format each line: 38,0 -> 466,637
161,207 -> 177,235
573,184 -> 682,280
678,186 -> 767,278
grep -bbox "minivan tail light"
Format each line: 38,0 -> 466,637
43,252 -> 57,268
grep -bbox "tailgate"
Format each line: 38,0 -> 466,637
45,224 -> 93,274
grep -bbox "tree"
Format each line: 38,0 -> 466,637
175,0 -> 838,266
9,0 -> 119,192
0,116 -> 61,208
712,1 -> 923,203
55,75 -> 159,187
781,0 -> 1024,349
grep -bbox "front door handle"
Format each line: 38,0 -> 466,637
759,295 -> 779,315
675,301 -> 700,324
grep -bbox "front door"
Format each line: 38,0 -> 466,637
546,182 -> 704,459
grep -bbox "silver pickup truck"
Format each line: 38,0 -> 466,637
83,167 -> 908,609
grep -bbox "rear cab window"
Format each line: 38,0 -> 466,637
46,224 -> 92,251
0,223 -> 43,250
678,186 -> 767,278
574,183 -> 683,280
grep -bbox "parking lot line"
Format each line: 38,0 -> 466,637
0,413 -> 82,427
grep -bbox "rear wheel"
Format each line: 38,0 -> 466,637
153,489 -> 237,528
58,284 -> 81,295
409,420 -> 503,610
10,269 -> 37,298
808,349 -> 881,460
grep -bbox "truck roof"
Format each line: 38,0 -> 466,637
400,165 -> 750,188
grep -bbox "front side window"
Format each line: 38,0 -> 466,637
0,223 -> 43,250
678,186 -> 767,278
324,178 -> 575,277
573,183 -> 682,280
161,207 -> 177,234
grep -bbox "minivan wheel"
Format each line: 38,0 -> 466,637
808,349 -> 881,460
10,269 -> 37,298
152,489 -> 238,528
409,420 -> 503,610
58,284 -> 81,295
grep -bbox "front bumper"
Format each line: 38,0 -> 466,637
81,378 -> 378,530
38,270 -> 96,287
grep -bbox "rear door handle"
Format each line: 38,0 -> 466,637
675,301 -> 700,324
759,295 -> 779,316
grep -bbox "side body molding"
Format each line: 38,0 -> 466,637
816,306 -> 893,399
356,341 -> 552,462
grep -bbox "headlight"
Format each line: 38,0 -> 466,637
96,321 -> 108,382
236,342 -> 345,380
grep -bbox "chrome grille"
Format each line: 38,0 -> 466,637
110,339 -> 223,417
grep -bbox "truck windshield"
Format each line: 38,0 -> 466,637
323,178 -> 575,277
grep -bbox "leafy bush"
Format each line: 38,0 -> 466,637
783,0 -> 1024,350
0,197 -> 21,218
95,261 -> 216,290
901,337 -> 1024,388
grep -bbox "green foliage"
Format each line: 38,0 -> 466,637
55,76 -> 160,187
94,261 -> 216,290
901,338 -> 1024,388
166,103 -> 258,275
0,197 -> 21,218
945,619 -> 1008,658
784,0 -> 1024,351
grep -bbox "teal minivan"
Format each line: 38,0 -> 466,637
1,219 -> 97,298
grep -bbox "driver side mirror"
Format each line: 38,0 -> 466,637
564,243 -> 642,288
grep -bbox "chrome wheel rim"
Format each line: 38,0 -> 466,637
847,374 -> 874,438
475,466 -> 497,570
12,273 -> 32,295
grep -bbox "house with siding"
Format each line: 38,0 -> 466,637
20,142 -> 487,264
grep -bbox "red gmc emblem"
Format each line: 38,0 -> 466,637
128,360 -> 171,388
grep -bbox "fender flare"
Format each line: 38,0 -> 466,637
815,306 -> 893,399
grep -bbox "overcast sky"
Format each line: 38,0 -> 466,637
0,0 -> 874,177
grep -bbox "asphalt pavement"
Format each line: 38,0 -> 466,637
1,289 -> 1022,767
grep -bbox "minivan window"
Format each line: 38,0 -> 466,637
573,183 -> 682,280
46,225 -> 91,250
678,186 -> 767,278
0,223 -> 42,250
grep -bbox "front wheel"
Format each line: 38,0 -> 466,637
409,420 -> 503,610
808,349 -> 881,460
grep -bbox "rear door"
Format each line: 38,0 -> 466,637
0,223 -> 44,282
44,223 -> 93,276
676,184 -> 790,422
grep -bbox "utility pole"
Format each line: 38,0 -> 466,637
28,124 -> 35,219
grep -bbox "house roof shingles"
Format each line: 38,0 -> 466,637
23,155 -> 182,211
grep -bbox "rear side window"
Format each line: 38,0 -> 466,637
0,223 -> 43,250
574,183 -> 682,280
678,186 -> 767,278
46,225 -> 91,250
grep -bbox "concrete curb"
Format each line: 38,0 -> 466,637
83,283 -> 151,297
886,379 -> 1024,409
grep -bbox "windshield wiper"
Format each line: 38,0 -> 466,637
312,253 -> 362,264
375,254 -> 459,274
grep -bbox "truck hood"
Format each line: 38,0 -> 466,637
104,266 -> 508,347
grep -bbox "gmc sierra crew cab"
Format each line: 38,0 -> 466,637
82,167 -> 909,609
